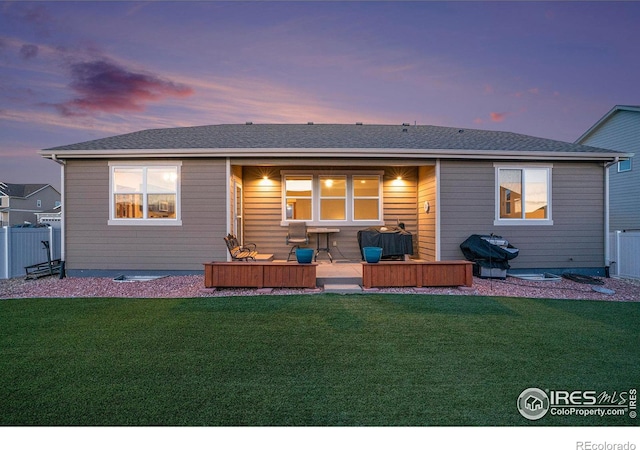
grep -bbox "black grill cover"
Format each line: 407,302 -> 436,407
459,234 -> 519,270
357,226 -> 413,258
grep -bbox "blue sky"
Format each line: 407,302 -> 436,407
2,1 -> 639,189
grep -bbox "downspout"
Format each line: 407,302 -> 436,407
603,157 -> 619,277
50,154 -> 66,277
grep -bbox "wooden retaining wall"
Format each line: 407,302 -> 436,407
361,260 -> 473,288
204,262 -> 317,288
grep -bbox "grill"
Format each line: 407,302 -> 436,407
460,234 -> 519,279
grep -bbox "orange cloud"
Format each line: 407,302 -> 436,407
490,112 -> 508,122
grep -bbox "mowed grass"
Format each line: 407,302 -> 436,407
0,294 -> 638,426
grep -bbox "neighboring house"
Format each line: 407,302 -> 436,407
35,204 -> 63,228
40,123 -> 630,277
0,182 -> 61,227
576,105 -> 639,232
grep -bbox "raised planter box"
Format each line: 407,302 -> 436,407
361,260 -> 473,288
204,262 -> 317,288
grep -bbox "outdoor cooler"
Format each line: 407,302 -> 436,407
459,234 -> 519,279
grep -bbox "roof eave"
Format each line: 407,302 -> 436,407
40,147 -> 629,162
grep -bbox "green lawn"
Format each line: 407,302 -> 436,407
1,294 -> 638,426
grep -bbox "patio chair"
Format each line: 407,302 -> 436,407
286,222 -> 309,261
224,234 -> 258,261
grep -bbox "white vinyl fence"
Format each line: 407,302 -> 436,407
609,231 -> 640,280
1,227 -> 62,279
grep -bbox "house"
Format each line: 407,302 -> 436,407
35,204 -> 63,228
0,182 -> 61,227
576,105 -> 640,232
40,123 -> 630,277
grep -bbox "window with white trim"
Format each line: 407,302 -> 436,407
320,175 -> 346,220
618,159 -> 632,173
495,165 -> 552,225
353,175 -> 381,220
282,172 -> 382,225
109,163 -> 181,225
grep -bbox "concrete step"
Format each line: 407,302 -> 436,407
322,284 -> 363,294
316,276 -> 362,287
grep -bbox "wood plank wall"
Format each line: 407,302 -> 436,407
241,166 -> 425,261
418,165 -> 437,261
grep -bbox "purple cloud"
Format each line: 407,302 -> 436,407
20,44 -> 39,60
54,59 -> 194,116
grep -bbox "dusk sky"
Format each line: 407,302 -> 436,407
2,1 -> 639,190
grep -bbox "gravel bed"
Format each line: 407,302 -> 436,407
1,274 -> 639,301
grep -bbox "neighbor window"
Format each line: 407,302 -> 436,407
282,172 -> 382,225
109,163 -> 181,225
618,159 -> 632,172
495,165 -> 552,225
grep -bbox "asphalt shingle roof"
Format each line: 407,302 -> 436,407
43,123 -> 622,155
0,183 -> 49,198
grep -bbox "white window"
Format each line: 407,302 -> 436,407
353,175 -> 381,220
109,162 -> 181,225
495,165 -> 552,225
282,172 -> 383,226
618,159 -> 632,173
320,176 -> 346,221
285,175 -> 312,220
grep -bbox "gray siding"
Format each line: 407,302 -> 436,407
242,166 -> 419,261
64,159 -> 227,272
579,110 -> 640,231
439,160 -> 605,270
3,186 -> 60,226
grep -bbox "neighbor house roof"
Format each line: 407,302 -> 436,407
41,123 -> 631,162
575,105 -> 640,144
0,182 -> 52,198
